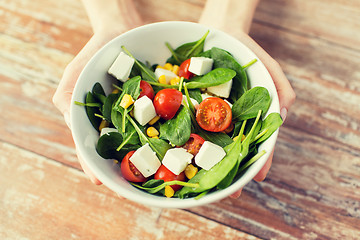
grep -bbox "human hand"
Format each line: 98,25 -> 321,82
53,0 -> 143,185
199,0 -> 296,199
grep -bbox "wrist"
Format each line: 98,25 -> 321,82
82,0 -> 143,35
199,0 -> 260,34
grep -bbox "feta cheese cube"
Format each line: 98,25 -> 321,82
188,57 -> 214,75
108,52 -> 135,82
207,79 -> 233,98
100,127 -> 118,136
162,148 -> 193,175
181,95 -> 199,109
133,96 -> 157,126
154,68 -> 178,84
129,143 -> 161,177
195,141 -> 226,170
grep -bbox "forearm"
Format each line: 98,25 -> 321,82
199,0 -> 260,34
81,0 -> 142,34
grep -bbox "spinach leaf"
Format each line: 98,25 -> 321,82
96,132 -> 123,159
197,130 -> 233,148
188,89 -> 202,104
102,93 -> 120,122
256,113 -> 283,144
232,86 -> 271,121
210,47 -> 248,101
166,30 -> 209,65
185,68 -> 236,89
92,82 -> 106,104
159,106 -> 192,146
132,180 -> 199,194
85,92 -> 102,131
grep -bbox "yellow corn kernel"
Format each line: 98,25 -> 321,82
172,65 -> 180,75
242,134 -> 246,141
98,119 -> 109,132
185,164 -> 198,179
148,115 -> 160,125
146,127 -> 159,137
158,75 -> 167,84
165,185 -> 175,198
156,65 -> 164,69
113,160 -> 119,164
112,88 -> 120,94
151,136 -> 159,139
129,109 -> 134,117
119,94 -> 134,109
170,77 -> 180,85
163,63 -> 173,71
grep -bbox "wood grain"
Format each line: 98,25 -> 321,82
1,0 -> 360,239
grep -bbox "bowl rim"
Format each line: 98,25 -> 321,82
70,21 -> 280,208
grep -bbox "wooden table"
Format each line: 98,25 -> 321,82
1,0 -> 359,239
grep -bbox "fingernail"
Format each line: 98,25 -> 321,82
64,111 -> 71,129
280,107 -> 287,122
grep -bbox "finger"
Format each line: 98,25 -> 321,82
76,148 -> 102,185
253,149 -> 274,182
230,188 -> 243,199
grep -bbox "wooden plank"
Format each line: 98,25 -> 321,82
255,0 -> 360,50
188,126 -> 360,239
0,142 -> 259,240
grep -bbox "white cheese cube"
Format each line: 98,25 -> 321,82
133,96 -> 157,126
100,127 -> 118,136
154,68 -> 178,84
108,52 -> 135,82
207,79 -> 233,98
181,95 -> 199,109
129,143 -> 161,178
162,148 -> 193,175
188,57 -> 214,75
195,141 -> 226,170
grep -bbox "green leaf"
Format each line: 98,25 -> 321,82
210,47 -> 248,101
185,68 -> 236,89
256,113 -> 283,144
166,30 -> 209,65
96,132 -> 124,159
85,92 -> 102,131
159,106 -> 192,146
132,180 -> 199,194
92,82 -> 106,104
102,93 -> 120,122
232,86 -> 271,121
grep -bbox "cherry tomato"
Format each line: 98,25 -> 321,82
196,97 -> 232,132
139,80 -> 154,100
120,150 -> 147,183
181,133 -> 205,157
178,59 -> 194,79
154,165 -> 186,192
153,89 -> 182,120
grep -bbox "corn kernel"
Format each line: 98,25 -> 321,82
151,136 -> 159,139
156,65 -> 164,69
170,77 -> 180,85
172,65 -> 180,75
99,119 -> 109,132
148,115 -> 160,125
129,109 -> 134,117
112,88 -> 120,94
119,94 -> 134,109
165,185 -> 174,198
146,127 -> 159,137
113,160 -> 119,164
241,134 -> 246,141
185,164 -> 198,179
158,75 -> 167,84
163,63 -> 173,71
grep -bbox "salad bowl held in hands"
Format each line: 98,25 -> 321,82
70,21 -> 281,208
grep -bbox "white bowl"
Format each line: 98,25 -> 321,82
70,21 -> 280,209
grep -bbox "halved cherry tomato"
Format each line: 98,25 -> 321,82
178,59 -> 194,79
139,80 -> 154,100
154,165 -> 186,192
120,150 -> 147,183
181,133 -> 205,157
196,97 -> 232,132
153,88 -> 182,120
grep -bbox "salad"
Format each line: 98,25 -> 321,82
76,31 -> 283,199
